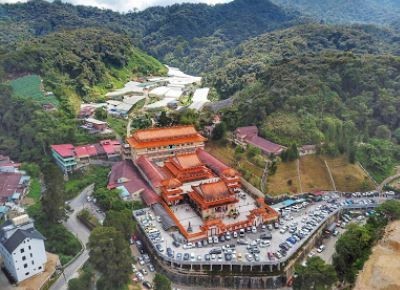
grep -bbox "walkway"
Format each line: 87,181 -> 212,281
50,184 -> 94,290
377,173 -> 400,193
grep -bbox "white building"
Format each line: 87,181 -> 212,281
0,214 -> 46,283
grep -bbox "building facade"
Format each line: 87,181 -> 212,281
127,126 -> 206,161
0,215 -> 47,283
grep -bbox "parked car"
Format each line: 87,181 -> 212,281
143,281 -> 153,289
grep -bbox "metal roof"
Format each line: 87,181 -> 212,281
2,228 -> 45,254
152,203 -> 177,231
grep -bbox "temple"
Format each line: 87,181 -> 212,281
126,125 -> 206,161
189,181 -> 238,219
123,125 -> 278,241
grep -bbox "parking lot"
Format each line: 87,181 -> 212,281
134,191 -> 391,267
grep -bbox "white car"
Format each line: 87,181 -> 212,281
233,231 -> 238,238
251,226 -> 257,233
317,245 -> 325,253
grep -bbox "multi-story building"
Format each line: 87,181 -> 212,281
127,125 -> 206,161
0,214 -> 47,283
50,144 -> 77,173
51,140 -> 121,173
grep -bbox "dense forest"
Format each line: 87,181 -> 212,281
0,28 -> 166,105
271,0 -> 400,27
205,24 -> 400,180
0,0 -> 303,74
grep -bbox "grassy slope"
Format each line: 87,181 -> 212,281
207,142 -> 374,195
9,74 -> 59,106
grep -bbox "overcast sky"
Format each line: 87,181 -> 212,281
0,0 -> 232,12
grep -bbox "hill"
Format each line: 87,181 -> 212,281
0,28 -> 166,107
207,24 -> 400,98
0,0 -> 303,74
206,24 -> 400,180
270,0 -> 400,27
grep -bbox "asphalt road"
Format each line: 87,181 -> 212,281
50,184 -> 95,290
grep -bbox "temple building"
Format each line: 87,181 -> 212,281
127,125 -> 206,161
164,152 -> 213,183
125,125 -> 279,241
189,180 -> 238,219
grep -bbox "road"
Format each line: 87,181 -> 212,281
50,184 -> 95,290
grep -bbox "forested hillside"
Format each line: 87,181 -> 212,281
206,24 -> 400,180
0,28 -> 166,105
271,0 -> 400,27
207,24 -> 400,97
0,0 -> 303,74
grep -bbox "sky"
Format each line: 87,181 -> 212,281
0,0 -> 232,12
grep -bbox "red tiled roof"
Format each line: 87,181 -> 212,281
51,144 -> 75,158
108,160 -> 160,205
108,160 -> 137,189
135,156 -> 165,188
100,140 -> 120,155
197,149 -> 229,175
0,172 -> 23,202
172,153 -> 202,169
74,146 -> 89,158
246,135 -> 283,155
235,126 -> 258,139
127,125 -> 206,149
222,168 -> 238,178
141,189 -> 162,206
235,126 -> 284,154
161,178 -> 182,188
194,181 -> 230,202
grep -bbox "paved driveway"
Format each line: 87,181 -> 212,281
50,184 -> 94,290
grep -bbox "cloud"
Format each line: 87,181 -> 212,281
0,0 -> 232,12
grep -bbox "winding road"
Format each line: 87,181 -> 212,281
50,184 -> 94,290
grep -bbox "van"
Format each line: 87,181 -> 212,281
209,248 -> 222,255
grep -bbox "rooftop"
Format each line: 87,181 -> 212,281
127,125 -> 206,149
0,173 -> 24,202
50,144 -> 75,158
171,153 -> 203,169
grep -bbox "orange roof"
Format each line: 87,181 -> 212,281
193,181 -> 232,202
222,168 -> 238,178
172,153 -> 203,169
127,125 -> 206,149
161,178 -> 182,188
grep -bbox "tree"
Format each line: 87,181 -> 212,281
41,163 -> 65,223
153,273 -> 172,290
212,122 -> 227,140
103,209 -> 136,240
393,127 -> 400,143
333,224 -> 374,283
158,111 -> 172,126
293,256 -> 337,290
377,200 -> 400,221
68,265 -> 93,290
94,107 -> 107,120
247,145 -> 261,159
375,125 -> 391,140
88,227 -> 131,289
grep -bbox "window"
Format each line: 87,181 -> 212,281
30,253 -> 33,258
22,256 -> 26,261
25,272 -> 29,276
31,261 -> 34,265
23,263 -> 27,268
28,246 -> 31,250
20,248 -> 25,253
38,266 -> 42,270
